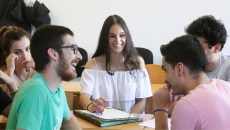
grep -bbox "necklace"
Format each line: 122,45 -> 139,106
14,69 -> 30,82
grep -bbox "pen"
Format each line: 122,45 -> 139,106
100,105 -> 103,115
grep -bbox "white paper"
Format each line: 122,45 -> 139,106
138,118 -> 171,128
78,107 -> 136,119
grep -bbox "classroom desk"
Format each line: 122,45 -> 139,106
61,81 -> 81,95
0,115 -> 7,129
0,114 -> 154,130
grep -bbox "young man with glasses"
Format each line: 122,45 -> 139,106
6,25 -> 82,129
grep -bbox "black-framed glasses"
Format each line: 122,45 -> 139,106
52,45 -> 78,54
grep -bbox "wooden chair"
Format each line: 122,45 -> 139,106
65,92 -> 74,110
73,95 -> 82,110
145,64 -> 165,84
65,92 -> 82,110
145,64 -> 165,114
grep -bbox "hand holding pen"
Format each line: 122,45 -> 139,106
88,96 -> 106,114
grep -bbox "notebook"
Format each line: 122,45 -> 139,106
73,107 -> 143,127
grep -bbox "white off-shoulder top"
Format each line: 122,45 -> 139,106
80,59 -> 152,113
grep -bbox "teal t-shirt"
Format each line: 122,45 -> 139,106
6,72 -> 70,130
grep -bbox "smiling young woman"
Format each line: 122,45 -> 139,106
79,15 -> 152,114
0,26 -> 36,94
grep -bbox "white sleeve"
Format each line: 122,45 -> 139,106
80,69 -> 95,95
135,69 -> 152,98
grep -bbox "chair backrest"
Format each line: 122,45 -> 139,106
65,92 -> 74,110
75,47 -> 88,77
145,64 -> 165,84
145,64 -> 165,114
135,47 -> 153,64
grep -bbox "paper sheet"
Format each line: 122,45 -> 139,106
79,107 -> 136,119
138,118 -> 171,128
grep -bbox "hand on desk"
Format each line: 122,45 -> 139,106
89,96 -> 106,113
152,84 -> 178,111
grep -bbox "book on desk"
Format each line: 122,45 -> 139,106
73,107 -> 143,127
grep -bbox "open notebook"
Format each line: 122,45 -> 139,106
73,107 -> 143,127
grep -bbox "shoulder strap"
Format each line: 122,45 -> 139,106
93,58 -> 98,70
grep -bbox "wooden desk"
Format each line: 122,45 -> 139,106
0,114 -> 154,130
0,115 -> 7,129
61,81 -> 81,95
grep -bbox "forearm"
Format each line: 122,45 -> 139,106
7,68 -> 14,78
62,115 -> 82,130
131,98 -> 146,114
79,93 -> 92,110
6,82 -> 18,99
155,111 -> 169,130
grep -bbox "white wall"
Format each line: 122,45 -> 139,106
35,0 -> 230,65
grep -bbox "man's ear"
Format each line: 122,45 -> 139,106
3,51 -> 9,57
176,62 -> 184,77
213,43 -> 221,53
47,48 -> 58,61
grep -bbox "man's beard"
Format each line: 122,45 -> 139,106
56,56 -> 77,81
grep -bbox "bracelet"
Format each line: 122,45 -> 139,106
87,103 -> 92,111
10,90 -> 18,96
153,109 -> 169,115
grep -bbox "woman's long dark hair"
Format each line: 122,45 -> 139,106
92,15 -> 140,75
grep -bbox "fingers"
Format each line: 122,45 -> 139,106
7,53 -> 18,61
90,97 -> 106,113
22,60 -> 35,71
100,96 -> 106,103
91,101 -> 104,113
25,68 -> 30,72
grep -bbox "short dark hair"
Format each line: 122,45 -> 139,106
30,25 -> 74,72
161,35 -> 206,77
92,15 -> 140,75
0,26 -> 30,64
185,15 -> 228,51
